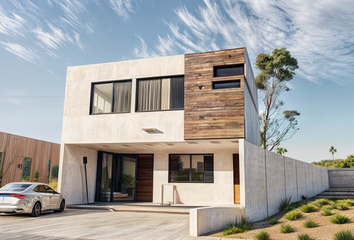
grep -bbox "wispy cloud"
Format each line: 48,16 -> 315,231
1,42 -> 39,63
108,0 -> 135,22
134,0 -> 354,85
0,5 -> 27,36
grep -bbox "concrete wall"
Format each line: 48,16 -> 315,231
190,206 -> 245,236
328,169 -> 354,188
242,140 -> 329,221
58,145 -> 98,204
62,55 -> 185,145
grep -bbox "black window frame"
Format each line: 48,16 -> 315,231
213,64 -> 244,77
90,79 -> 132,115
135,75 -> 184,112
168,154 -> 214,183
212,80 -> 241,90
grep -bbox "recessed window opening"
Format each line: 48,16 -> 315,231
212,80 -> 241,89
91,80 -> 132,114
136,76 -> 184,112
214,64 -> 244,77
169,154 -> 213,183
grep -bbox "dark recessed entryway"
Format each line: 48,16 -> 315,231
95,152 -> 153,202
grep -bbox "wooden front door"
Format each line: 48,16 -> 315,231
136,155 -> 154,202
233,154 -> 240,204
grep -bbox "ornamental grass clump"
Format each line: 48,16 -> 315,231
313,198 -> 332,208
303,219 -> 318,228
285,210 -> 302,221
268,217 -> 278,225
321,207 -> 333,216
333,230 -> 354,240
330,214 -> 350,224
255,231 -> 270,240
222,216 -> 253,236
280,224 -> 294,233
298,233 -> 313,240
279,197 -> 292,211
300,204 -> 316,213
337,203 -> 350,211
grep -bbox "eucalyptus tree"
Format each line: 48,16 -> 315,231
255,48 -> 300,151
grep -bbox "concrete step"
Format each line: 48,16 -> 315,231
320,192 -> 354,196
316,195 -> 354,199
326,188 -> 354,192
315,188 -> 354,199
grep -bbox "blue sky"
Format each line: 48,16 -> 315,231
0,0 -> 353,163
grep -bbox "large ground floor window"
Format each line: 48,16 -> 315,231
169,154 -> 213,183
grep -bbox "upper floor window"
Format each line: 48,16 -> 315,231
212,80 -> 241,90
136,76 -> 184,112
214,64 -> 244,77
91,81 -> 132,114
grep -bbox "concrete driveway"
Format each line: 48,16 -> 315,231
0,209 -> 219,240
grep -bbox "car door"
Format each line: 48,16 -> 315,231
44,185 -> 61,209
33,185 -> 51,210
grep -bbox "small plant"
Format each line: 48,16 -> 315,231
255,231 -> 270,240
223,226 -> 243,236
321,207 -> 333,216
279,196 -> 292,211
330,214 -> 350,224
285,210 -> 302,220
313,198 -> 332,208
48,179 -> 58,191
298,233 -> 312,240
34,170 -> 40,182
300,204 -> 316,213
303,219 -> 318,228
337,203 -> 349,210
222,216 -> 253,236
268,217 -> 278,225
280,224 -> 294,233
333,230 -> 354,240
344,200 -> 354,206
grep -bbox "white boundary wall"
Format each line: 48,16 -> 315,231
242,140 -> 329,221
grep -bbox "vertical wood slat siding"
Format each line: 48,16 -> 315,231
184,48 -> 246,140
0,132 -> 60,185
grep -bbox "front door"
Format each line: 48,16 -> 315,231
136,155 -> 154,202
233,154 -> 240,204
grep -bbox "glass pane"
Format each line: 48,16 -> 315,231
191,155 -> 204,181
212,80 -> 240,89
120,156 -> 136,200
113,81 -> 131,113
22,157 -> 31,182
204,155 -> 214,182
169,155 -> 190,182
170,77 -> 184,109
0,152 -> 3,171
161,78 -> 170,110
137,79 -> 161,111
92,83 -> 113,114
100,153 -> 113,201
1,183 -> 32,191
214,65 -> 244,77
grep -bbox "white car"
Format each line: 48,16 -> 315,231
0,182 -> 65,217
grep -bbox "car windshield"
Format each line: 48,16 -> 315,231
0,183 -> 32,192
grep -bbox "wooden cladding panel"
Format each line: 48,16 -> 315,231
0,132 -> 60,185
184,48 -> 246,140
136,155 -> 153,202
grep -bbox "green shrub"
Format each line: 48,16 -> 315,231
279,196 -> 292,211
222,216 -> 253,236
321,207 -> 333,216
298,233 -> 312,240
344,200 -> 354,206
300,204 -> 316,213
223,226 -> 243,236
337,203 -> 350,210
313,198 -> 332,208
34,171 -> 40,182
51,165 -> 59,179
285,210 -> 302,220
303,219 -> 318,228
268,217 -> 278,225
330,214 -> 350,224
333,230 -> 354,240
22,175 -> 30,182
255,231 -> 270,240
280,224 -> 294,233
48,179 -> 58,191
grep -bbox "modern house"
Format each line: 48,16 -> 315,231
59,47 -> 329,235
0,131 -> 60,185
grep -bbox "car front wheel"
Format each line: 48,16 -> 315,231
30,202 -> 41,217
55,200 -> 65,213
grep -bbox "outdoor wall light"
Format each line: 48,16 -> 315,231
142,128 -> 163,134
17,164 -> 22,169
199,85 -> 204,90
